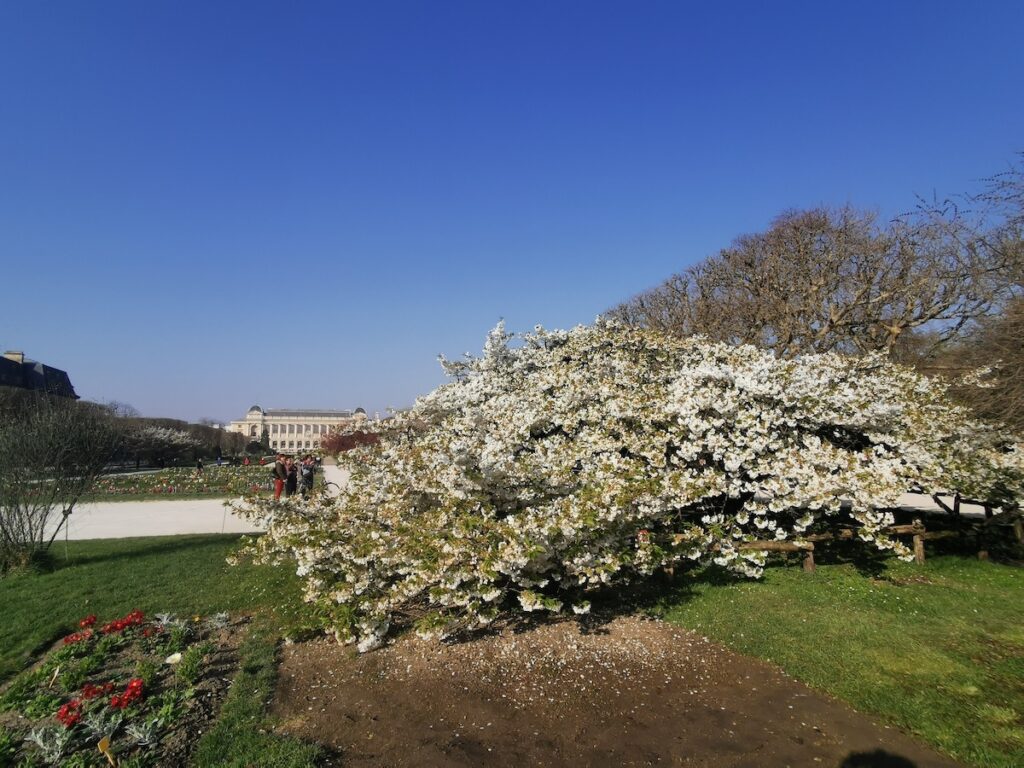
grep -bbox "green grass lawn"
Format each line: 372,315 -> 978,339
654,554 -> 1024,768
1,537 -> 1020,768
0,535 -> 323,767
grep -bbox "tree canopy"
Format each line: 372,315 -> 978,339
231,322 -> 1022,651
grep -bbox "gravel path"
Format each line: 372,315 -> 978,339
45,465 -> 352,541
52,498 -> 262,540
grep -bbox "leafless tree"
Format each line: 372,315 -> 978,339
938,297 -> 1024,434
931,155 -> 1024,432
0,395 -> 125,572
611,204 -> 1020,358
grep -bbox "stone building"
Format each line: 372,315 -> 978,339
226,405 -> 366,453
0,350 -> 78,399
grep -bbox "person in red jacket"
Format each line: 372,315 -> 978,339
272,454 -> 288,500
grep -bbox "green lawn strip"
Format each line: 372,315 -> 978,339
192,624 -> 324,768
0,534 -> 323,767
0,535 -> 310,683
654,556 -> 1024,768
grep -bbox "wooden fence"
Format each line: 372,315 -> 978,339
729,496 -> 1023,573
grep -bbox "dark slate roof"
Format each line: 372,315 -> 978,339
0,354 -> 78,398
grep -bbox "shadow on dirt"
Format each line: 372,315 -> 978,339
839,748 -> 917,767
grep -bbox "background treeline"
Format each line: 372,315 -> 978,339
115,415 -> 248,467
611,154 -> 1024,433
0,389 -> 250,468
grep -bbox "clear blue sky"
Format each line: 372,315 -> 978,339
1,1 -> 1021,423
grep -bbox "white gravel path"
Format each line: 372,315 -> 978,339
52,498 -> 262,540
46,464 -> 352,541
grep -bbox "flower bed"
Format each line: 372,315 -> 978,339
86,466 -> 274,500
0,610 -> 244,767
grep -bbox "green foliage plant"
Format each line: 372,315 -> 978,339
174,642 -> 214,687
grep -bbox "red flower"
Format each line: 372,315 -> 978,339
78,615 -> 97,628
80,682 -> 115,700
109,678 -> 144,709
56,699 -> 82,727
63,629 -> 93,645
100,609 -> 146,635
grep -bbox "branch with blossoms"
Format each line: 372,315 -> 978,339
230,321 -> 1023,651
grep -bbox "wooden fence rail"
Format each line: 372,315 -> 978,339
724,509 -> 1022,573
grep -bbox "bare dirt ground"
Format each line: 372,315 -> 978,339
272,615 -> 962,768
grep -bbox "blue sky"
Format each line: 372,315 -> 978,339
1,1 -> 1021,423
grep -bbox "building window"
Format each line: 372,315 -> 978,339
313,440 -> 319,448
250,426 -> 257,437
271,424 -> 278,434
271,441 -> 277,448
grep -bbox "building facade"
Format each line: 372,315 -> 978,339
0,351 -> 78,399
226,405 -> 365,453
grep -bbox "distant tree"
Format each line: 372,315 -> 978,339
0,395 -> 125,572
940,297 -> 1024,434
320,430 -> 380,454
612,205 -> 1019,359
121,425 -> 202,468
930,155 -> 1024,433
221,430 -> 246,456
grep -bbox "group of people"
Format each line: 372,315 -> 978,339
271,453 -> 317,500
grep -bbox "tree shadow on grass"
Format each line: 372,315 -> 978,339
42,534 -> 245,573
441,539 -> 936,648
806,543 -> 894,579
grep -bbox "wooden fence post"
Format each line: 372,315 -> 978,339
912,519 -> 926,565
802,546 -> 815,573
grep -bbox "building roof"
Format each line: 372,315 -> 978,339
0,352 -> 78,399
257,408 -> 356,419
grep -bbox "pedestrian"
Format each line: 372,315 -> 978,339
284,457 -> 298,497
299,455 -> 316,498
272,453 -> 288,500
243,456 -> 250,466
195,458 -> 204,476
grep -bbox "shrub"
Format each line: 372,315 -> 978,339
0,396 -> 124,573
231,322 -> 1023,651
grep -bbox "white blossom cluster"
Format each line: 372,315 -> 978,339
230,321 -> 1022,651
126,425 -> 202,451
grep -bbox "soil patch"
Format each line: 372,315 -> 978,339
273,615 -> 962,767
